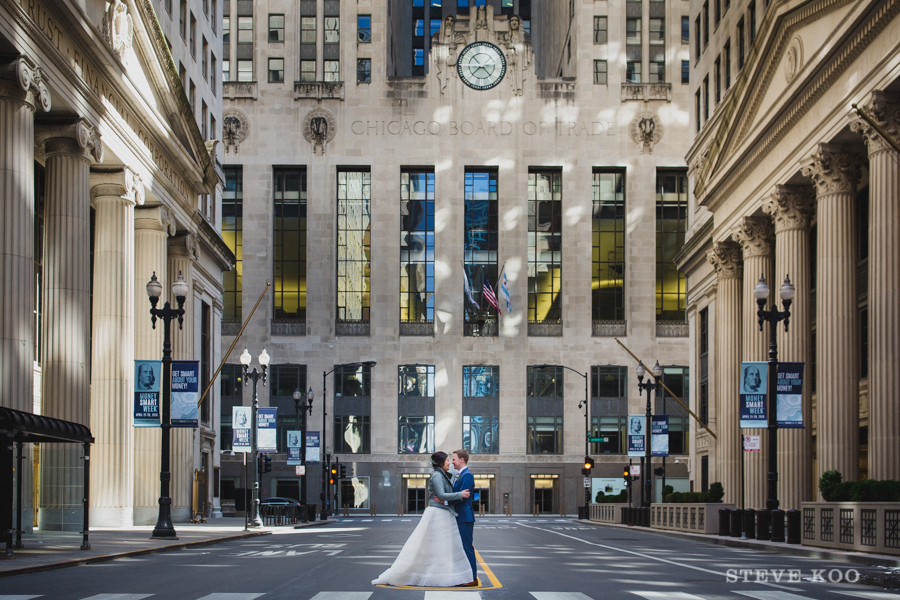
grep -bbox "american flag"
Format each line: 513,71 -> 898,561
483,280 -> 500,312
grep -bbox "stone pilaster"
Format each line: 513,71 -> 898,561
706,241 -> 743,505
851,92 -> 900,481
88,167 -> 145,526
133,206 -> 175,525
0,57 -> 50,413
733,216 -> 774,510
802,144 -> 861,489
169,233 -> 197,523
763,185 -> 815,509
37,120 -> 102,531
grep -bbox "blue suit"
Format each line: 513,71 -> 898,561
451,467 -> 476,580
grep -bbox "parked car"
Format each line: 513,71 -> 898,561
260,497 -> 303,507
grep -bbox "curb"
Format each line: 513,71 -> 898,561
574,520 -> 900,568
0,530 -> 273,578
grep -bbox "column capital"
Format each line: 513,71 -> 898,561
850,91 -> 900,157
37,119 -> 104,163
732,216 -> 774,259
168,232 -> 198,261
707,240 -> 743,279
90,166 -> 145,207
0,56 -> 51,112
135,206 -> 176,235
802,144 -> 861,197
762,185 -> 814,233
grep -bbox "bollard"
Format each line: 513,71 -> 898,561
771,509 -> 786,542
718,508 -> 731,536
730,508 -> 743,538
756,509 -> 771,540
786,509 -> 801,544
742,508 -> 756,539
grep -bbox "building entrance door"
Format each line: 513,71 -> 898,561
533,478 -> 554,514
404,474 -> 429,514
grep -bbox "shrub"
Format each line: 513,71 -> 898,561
818,471 -> 900,502
707,482 -> 725,503
819,470 -> 842,501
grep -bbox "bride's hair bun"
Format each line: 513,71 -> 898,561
430,451 -> 448,469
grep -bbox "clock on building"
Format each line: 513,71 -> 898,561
457,42 -> 507,90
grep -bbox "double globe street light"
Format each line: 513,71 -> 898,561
293,386 -> 314,520
240,347 -> 270,527
636,361 -> 663,510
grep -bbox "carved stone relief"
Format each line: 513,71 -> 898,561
302,107 -> 337,154
222,109 -> 249,155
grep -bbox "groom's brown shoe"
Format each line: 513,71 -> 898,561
457,579 -> 479,587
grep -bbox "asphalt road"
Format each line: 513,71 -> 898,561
2,517 -> 895,599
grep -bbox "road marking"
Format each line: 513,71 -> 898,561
630,593 -> 707,599
81,596 -> 154,600
423,593 -> 482,599
309,594 -> 373,600
0,596 -> 43,600
195,595 -> 265,600
734,593 -> 816,600
530,593 -> 594,600
832,593 -> 900,599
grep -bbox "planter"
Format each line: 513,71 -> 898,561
588,503 -> 627,523
650,503 -> 733,535
800,502 -> 900,556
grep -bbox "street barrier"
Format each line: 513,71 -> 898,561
743,508 -> 756,539
771,509 -> 786,542
786,509 -> 801,544
718,508 -> 731,536
757,509 -> 771,540
730,509 -> 742,538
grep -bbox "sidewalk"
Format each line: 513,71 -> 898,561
0,517 -> 333,578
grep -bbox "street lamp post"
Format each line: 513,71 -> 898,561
754,274 -> 795,512
146,271 -> 189,539
293,386 -> 314,514
536,364 -> 590,511
321,361 -> 376,521
636,361 -> 663,509
240,347 -> 270,527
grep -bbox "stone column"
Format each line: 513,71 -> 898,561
0,57 -> 49,413
733,217 -> 774,510
851,92 -> 900,481
763,185 -> 815,509
706,241 -> 743,505
169,233 -> 197,523
89,167 -> 145,526
802,144 -> 862,488
134,207 -> 175,525
37,120 -> 103,531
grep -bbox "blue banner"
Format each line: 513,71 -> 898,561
651,415 -> 669,457
627,415 -> 645,457
257,407 -> 278,453
306,431 -> 320,464
287,430 -> 302,465
776,362 -> 805,428
134,360 -> 161,427
171,360 -> 200,427
233,407 -> 251,453
740,361 -> 768,429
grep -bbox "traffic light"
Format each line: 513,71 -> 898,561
582,456 -> 594,476
330,464 -> 337,485
339,464 -> 347,478
623,465 -> 631,482
263,455 -> 272,473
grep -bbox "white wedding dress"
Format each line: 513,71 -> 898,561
372,471 -> 472,587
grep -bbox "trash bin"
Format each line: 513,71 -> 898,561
308,505 -> 319,522
730,509 -> 743,538
786,509 -> 801,544
757,509 -> 771,541
578,506 -> 588,520
771,509 -> 786,542
743,508 -> 756,539
718,508 -> 731,536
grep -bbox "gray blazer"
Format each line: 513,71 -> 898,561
427,470 -> 464,516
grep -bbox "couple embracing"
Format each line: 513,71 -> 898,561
372,449 -> 479,588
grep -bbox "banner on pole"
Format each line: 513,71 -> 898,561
306,431 -> 320,464
651,415 -> 669,457
257,407 -> 277,453
287,430 -> 302,465
739,361 -> 768,428
134,360 -> 161,427
233,406 -> 251,452
627,415 -> 645,457
776,362 -> 805,428
171,360 -> 200,428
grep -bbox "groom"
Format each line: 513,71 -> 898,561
451,449 -> 477,587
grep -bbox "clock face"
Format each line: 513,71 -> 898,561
457,42 -> 507,90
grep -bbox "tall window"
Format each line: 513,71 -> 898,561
594,60 -> 608,85
527,366 -> 564,454
333,364 -> 374,454
190,13 -> 197,57
681,15 -> 689,44
592,170 -> 625,322
591,366 -> 628,454
400,170 -> 435,326
398,365 -> 435,454
268,14 -> 285,42
463,366 -> 499,454
649,18 -> 665,83
273,168 -> 307,322
656,170 -> 688,322
657,366 -> 689,454
337,170 -> 371,323
699,308 -> 709,424
724,38 -> 732,88
463,169 -> 499,335
738,18 -> 745,69
269,364 -> 308,452
528,170 -> 562,325
180,0 -> 187,39
748,1 -> 756,45
358,15 -> 372,42
222,166 -> 243,322
703,75 -> 709,121
714,55 -> 721,103
626,18 -> 642,82
268,58 -> 284,83
594,16 -> 608,44
702,1 -> 709,46
300,11 -> 316,81
324,12 -> 340,81
681,60 -> 690,84
357,58 -> 372,83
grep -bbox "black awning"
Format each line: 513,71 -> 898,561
0,406 -> 94,444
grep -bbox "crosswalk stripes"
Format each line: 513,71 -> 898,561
308,594 -> 372,600
628,593 -> 708,599
194,595 -> 265,600
734,593 -> 826,600
81,595 -> 154,600
422,592 -> 482,599
530,593 -> 594,600
830,593 -> 900,599
0,596 -> 42,600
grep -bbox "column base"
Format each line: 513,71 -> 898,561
90,507 -> 135,528
37,508 -> 83,532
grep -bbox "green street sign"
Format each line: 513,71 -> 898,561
588,436 -> 608,443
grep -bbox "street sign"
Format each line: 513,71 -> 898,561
588,436 -> 608,442
583,478 -> 591,488
295,466 -> 306,475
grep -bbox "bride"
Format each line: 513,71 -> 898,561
372,451 -> 473,587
